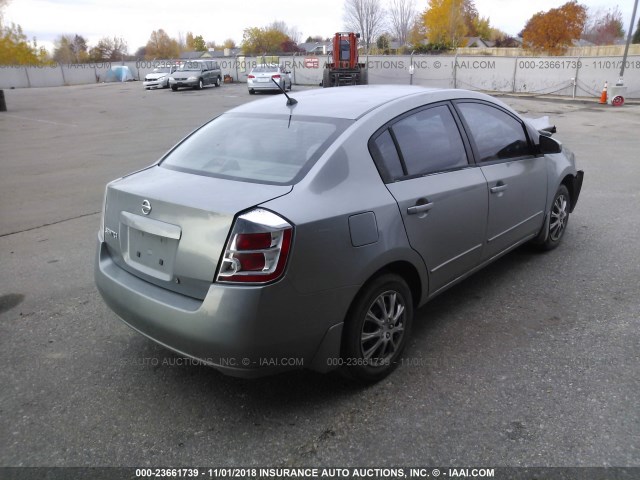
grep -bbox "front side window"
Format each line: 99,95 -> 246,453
391,105 -> 469,177
456,102 -> 533,162
160,113 -> 352,185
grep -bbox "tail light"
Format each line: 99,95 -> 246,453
272,74 -> 281,79
248,75 -> 255,79
217,209 -> 293,284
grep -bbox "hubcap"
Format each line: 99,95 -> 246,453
549,194 -> 568,241
360,290 -> 406,365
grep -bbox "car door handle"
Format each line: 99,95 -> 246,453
407,202 -> 434,215
490,183 -> 508,194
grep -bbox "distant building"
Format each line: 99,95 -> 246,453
180,51 -> 212,60
297,41 -> 332,55
463,37 -> 495,48
180,48 -> 242,59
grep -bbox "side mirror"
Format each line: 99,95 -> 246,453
539,134 -> 562,154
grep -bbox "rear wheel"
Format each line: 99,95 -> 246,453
341,273 -> 413,383
322,69 -> 331,88
248,88 -> 255,95
215,76 -> 221,87
197,78 -> 203,90
359,67 -> 368,85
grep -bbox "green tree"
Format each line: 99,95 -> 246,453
634,18 -> 640,43
192,35 -> 206,52
522,1 -> 587,55
376,33 -> 390,51
145,29 -> 180,59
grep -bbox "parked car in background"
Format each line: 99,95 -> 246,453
169,60 -> 222,91
143,65 -> 177,89
95,86 -> 583,382
247,64 -> 292,94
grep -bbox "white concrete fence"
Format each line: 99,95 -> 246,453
1,54 -> 638,98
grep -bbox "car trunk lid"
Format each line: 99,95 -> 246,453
103,166 -> 292,299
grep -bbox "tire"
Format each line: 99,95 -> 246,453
539,184 -> 570,251
248,89 -> 255,95
215,76 -> 221,87
288,82 -> 293,91
170,85 -> 178,91
341,273 -> 413,383
322,69 -> 331,88
359,67 -> 368,85
197,78 -> 203,90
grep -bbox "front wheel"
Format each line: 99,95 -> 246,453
341,273 -> 413,383
197,78 -> 204,90
539,184 -> 570,250
214,76 -> 221,87
170,85 -> 178,91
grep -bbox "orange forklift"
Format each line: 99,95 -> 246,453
322,32 -> 368,87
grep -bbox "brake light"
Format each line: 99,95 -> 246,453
248,75 -> 255,79
272,74 -> 281,79
217,209 -> 293,284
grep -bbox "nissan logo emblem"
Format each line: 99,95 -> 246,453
141,200 -> 152,215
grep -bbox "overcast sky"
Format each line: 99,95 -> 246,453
3,0 -> 637,53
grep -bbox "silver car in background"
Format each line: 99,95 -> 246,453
143,65 -> 177,89
247,64 -> 292,94
95,86 -> 583,382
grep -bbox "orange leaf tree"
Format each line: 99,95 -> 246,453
421,0 -> 487,49
522,1 -> 587,55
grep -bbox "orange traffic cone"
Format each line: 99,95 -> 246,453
599,81 -> 608,104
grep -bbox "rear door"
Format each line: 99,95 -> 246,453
370,103 -> 489,295
454,101 -> 547,261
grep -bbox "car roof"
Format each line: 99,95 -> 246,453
228,85 -> 494,120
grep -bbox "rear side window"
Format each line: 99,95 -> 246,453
160,113 -> 352,185
370,130 -> 404,181
456,102 -> 533,162
391,105 -> 468,177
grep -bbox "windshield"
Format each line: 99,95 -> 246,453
179,62 -> 204,72
160,113 -> 352,185
153,67 -> 171,73
252,66 -> 279,73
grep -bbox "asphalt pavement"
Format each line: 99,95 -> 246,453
0,82 -> 639,469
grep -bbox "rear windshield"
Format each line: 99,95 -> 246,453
160,113 -> 352,185
252,66 -> 279,73
179,62 -> 204,71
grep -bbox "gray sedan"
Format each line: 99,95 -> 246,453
95,86 -> 583,382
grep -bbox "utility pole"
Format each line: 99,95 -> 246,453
618,0 -> 639,85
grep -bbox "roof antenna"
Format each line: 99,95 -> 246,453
271,77 -> 297,106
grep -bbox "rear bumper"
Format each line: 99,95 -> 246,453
95,240 -> 351,377
248,81 -> 283,91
